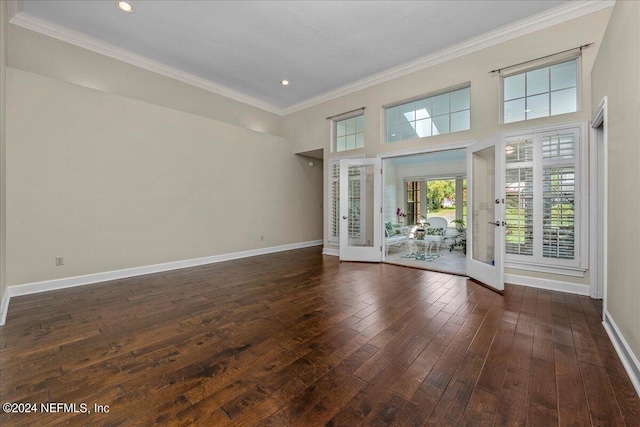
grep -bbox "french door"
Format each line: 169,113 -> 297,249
467,137 -> 505,292
339,158 -> 382,262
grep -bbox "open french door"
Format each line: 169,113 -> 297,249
467,137 -> 505,292
339,158 -> 382,262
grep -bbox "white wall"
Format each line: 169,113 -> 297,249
591,0 -> 640,377
5,66 -> 323,287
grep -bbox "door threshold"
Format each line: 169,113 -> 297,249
383,261 -> 468,277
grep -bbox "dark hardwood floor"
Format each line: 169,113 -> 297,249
1,246 -> 639,426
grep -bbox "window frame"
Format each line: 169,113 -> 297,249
501,57 -> 581,124
383,84 -> 471,144
503,122 -> 588,275
405,181 -> 421,225
332,110 -> 365,153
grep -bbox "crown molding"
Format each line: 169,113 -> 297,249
8,8 -> 282,115
8,0 -> 614,117
280,0 -> 615,115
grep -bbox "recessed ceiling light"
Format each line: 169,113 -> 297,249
116,1 -> 134,12
281,80 -> 289,86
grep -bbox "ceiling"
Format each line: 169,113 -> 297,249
12,1 -> 593,114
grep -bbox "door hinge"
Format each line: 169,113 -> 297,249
380,168 -> 383,175
380,207 -> 383,213
380,246 -> 383,252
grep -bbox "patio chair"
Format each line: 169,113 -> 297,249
385,226 -> 409,256
424,216 -> 449,252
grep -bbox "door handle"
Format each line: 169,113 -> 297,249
488,221 -> 500,226
343,216 -> 347,220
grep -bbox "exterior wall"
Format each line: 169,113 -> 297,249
591,0 -> 640,374
280,8 -> 613,290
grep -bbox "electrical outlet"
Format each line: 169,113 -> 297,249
55,256 -> 64,266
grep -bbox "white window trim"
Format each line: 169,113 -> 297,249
500,56 -> 582,124
503,121 -> 588,275
327,154 -> 365,244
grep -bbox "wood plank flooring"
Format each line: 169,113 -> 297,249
1,246 -> 638,426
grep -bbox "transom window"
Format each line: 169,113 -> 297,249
333,113 -> 364,152
503,58 -> 578,123
385,86 -> 470,143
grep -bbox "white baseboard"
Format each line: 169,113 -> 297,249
322,247 -> 339,257
504,273 -> 589,295
603,310 -> 640,397
0,240 -> 322,326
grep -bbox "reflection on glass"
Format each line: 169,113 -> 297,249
432,93 -> 450,116
526,68 -> 549,96
551,88 -> 577,115
385,87 -> 470,143
387,125 -> 400,142
400,102 -> 416,122
472,146 -> 495,265
526,93 -> 549,119
504,98 -> 525,123
433,115 -> 449,135
502,59 -> 577,123
348,165 -> 374,248
335,114 -> 364,152
415,119 -> 432,138
451,88 -> 471,112
416,98 -> 431,119
386,106 -> 400,125
504,73 -> 525,101
551,60 -> 577,91
451,110 -> 470,133
401,122 -> 417,140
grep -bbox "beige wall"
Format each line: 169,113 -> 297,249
591,1 -> 640,369
1,2 -> 8,307
5,66 -> 323,287
281,8 -> 612,289
7,25 -> 283,137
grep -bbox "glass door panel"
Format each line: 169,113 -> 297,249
467,137 -> 504,292
340,158 -> 382,262
472,146 -> 496,266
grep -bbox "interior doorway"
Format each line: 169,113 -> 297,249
383,149 -> 467,275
